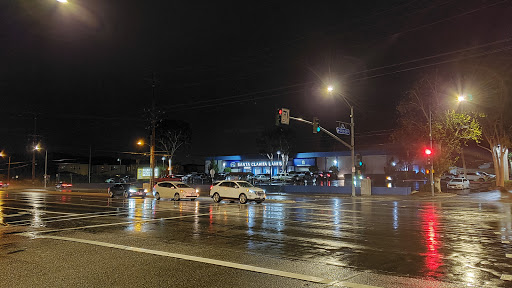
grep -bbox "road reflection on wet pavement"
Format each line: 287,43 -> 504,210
0,188 -> 511,287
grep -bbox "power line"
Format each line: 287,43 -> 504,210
165,40 -> 512,112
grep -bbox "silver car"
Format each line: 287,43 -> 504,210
447,178 -> 470,190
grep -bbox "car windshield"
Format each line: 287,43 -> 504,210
175,183 -> 190,188
452,179 -> 463,182
237,182 -> 254,187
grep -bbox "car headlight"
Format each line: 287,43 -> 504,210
196,189 -> 199,193
247,189 -> 256,194
129,188 -> 137,193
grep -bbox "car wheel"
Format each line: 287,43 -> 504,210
123,191 -> 129,198
212,192 -> 221,203
173,193 -> 181,201
255,200 -> 263,204
155,192 -> 161,200
239,193 -> 248,204
108,190 -> 114,198
190,198 -> 196,201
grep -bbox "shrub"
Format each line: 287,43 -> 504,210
419,183 -> 440,193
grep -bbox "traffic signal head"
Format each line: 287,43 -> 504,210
312,117 -> 320,133
356,154 -> 363,167
424,148 -> 432,155
276,109 -> 282,126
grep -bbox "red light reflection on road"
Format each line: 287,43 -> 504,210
421,204 -> 443,278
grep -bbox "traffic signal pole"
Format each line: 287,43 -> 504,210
350,105 -> 355,197
289,115 -> 356,196
429,109 -> 434,197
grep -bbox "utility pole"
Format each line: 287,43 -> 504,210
7,156 -> 11,184
148,73 -> 158,190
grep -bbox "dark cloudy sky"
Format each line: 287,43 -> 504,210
1,0 -> 511,162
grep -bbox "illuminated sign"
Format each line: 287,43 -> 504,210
293,158 -> 315,166
137,167 -> 160,180
229,161 -> 282,168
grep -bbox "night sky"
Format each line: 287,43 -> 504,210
1,0 -> 511,164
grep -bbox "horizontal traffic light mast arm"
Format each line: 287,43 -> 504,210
289,116 -> 351,149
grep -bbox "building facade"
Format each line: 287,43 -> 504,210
206,150 -> 395,178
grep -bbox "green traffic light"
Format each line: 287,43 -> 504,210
316,127 -> 320,132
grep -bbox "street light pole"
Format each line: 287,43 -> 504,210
328,85 -> 356,197
44,150 -> 48,188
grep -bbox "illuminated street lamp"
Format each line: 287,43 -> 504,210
57,0 -> 68,3
458,95 -> 466,102
137,139 -> 155,189
34,145 -> 49,188
327,85 -> 356,197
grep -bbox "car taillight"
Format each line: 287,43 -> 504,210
327,173 -> 331,177
209,185 -> 213,190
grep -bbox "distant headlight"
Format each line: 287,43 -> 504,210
386,176 -> 392,181
129,188 -> 137,193
196,189 -> 199,193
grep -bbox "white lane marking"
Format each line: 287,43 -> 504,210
494,232 -> 502,235
1,206 -> 80,216
501,274 -> 512,281
506,254 -> 512,258
8,210 -> 120,223
12,211 -> 128,226
503,240 -> 510,244
34,212 -> 215,233
23,234 -> 384,287
1,212 -> 30,218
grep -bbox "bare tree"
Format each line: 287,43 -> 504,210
156,119 -> 191,175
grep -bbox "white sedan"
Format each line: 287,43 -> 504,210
447,178 -> 470,190
153,181 -> 199,201
210,180 -> 265,204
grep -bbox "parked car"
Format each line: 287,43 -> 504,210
458,172 -> 486,182
447,178 -> 470,190
318,171 -> 337,181
254,174 -> 270,182
55,182 -> 72,190
107,183 -> 146,198
210,180 -> 265,204
291,172 -> 308,182
441,173 -> 456,181
181,173 -> 197,183
275,172 -> 293,182
0,181 -> 9,188
105,178 -> 116,183
153,181 -> 199,201
479,172 -> 496,180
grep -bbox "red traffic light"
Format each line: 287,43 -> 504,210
424,148 -> 432,155
278,109 -> 282,115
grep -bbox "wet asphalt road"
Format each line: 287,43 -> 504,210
0,187 -> 511,287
